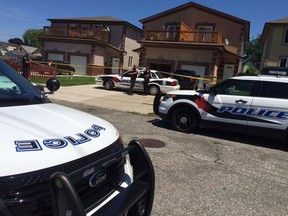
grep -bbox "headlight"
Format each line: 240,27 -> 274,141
163,94 -> 176,101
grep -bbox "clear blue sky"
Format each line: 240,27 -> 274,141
1,0 -> 287,42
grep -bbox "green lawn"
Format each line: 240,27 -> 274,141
30,75 -> 96,86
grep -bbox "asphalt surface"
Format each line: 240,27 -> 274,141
48,84 -> 288,216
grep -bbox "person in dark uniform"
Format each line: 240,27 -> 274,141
22,53 -> 30,79
143,66 -> 151,95
128,65 -> 138,95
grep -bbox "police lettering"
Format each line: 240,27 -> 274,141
218,106 -> 288,119
15,124 -> 106,152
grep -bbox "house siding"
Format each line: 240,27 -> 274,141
261,21 -> 288,68
140,3 -> 249,84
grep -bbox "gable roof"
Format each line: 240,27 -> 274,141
265,17 -> 288,24
140,1 -> 250,39
261,17 -> 288,42
47,16 -> 142,31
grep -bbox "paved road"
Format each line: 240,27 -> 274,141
49,86 -> 288,216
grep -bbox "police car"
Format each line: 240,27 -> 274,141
95,68 -> 180,95
154,67 -> 288,142
0,60 -> 154,216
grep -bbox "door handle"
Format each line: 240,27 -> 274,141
235,99 -> 247,104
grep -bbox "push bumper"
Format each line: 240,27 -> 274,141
50,140 -> 155,216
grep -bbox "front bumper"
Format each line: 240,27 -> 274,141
50,140 -> 155,216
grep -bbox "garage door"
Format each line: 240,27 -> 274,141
181,65 -> 206,88
48,54 -> 63,61
70,56 -> 87,75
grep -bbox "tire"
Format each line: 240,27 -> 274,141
69,70 -> 74,75
149,85 -> 160,95
153,93 -> 164,115
104,80 -> 113,90
171,108 -> 198,132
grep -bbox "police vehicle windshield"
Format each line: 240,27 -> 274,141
0,60 -> 49,107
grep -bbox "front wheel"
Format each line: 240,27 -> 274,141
171,108 -> 198,132
149,85 -> 160,95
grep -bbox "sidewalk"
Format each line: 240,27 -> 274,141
47,84 -> 155,115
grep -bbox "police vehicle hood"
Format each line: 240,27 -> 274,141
0,103 -> 119,177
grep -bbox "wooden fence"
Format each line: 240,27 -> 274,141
5,60 -> 57,79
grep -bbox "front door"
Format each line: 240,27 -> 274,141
112,58 -> 120,74
202,79 -> 255,126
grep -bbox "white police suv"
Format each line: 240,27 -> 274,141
154,67 -> 288,142
0,60 -> 154,216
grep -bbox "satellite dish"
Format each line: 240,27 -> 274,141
224,38 -> 230,45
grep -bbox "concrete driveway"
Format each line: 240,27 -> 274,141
47,84 -> 155,115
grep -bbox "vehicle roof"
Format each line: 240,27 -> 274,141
231,75 -> 288,82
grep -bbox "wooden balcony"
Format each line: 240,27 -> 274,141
144,30 -> 223,44
43,26 -> 110,43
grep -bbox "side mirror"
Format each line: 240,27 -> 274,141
209,88 -> 217,96
46,78 -> 60,94
35,84 -> 45,92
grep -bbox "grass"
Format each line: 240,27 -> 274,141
30,75 -> 96,86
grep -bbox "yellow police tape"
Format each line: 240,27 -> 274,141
32,60 -> 215,81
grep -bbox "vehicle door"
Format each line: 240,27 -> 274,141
120,72 -> 132,89
248,80 -> 288,130
201,79 -> 256,126
134,72 -> 145,90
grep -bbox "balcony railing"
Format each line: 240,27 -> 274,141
144,30 -> 223,44
43,27 -> 110,43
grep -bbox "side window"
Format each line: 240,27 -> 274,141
280,57 -> 288,67
283,28 -> 288,44
214,79 -> 255,96
259,81 -> 288,99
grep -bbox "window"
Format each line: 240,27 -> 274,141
280,57 -> 288,67
165,24 -> 180,40
212,79 -> 255,96
198,26 -> 213,42
259,81 -> 288,99
128,56 -> 133,67
284,28 -> 288,44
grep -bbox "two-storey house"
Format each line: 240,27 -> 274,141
260,17 -> 288,69
42,16 -> 142,75
138,2 -> 250,87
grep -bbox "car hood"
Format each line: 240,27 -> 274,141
0,103 -> 119,176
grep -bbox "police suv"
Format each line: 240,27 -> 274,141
0,60 -> 154,216
154,67 -> 288,142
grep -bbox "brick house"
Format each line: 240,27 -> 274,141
42,16 -> 142,75
260,17 -> 288,69
137,2 -> 250,87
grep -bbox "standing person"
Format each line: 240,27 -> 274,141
143,66 -> 151,95
22,53 -> 30,79
128,65 -> 138,95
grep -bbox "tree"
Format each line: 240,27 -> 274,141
8,38 -> 24,45
23,29 -> 43,48
244,34 -> 263,69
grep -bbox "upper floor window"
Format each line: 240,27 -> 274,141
284,28 -> 288,44
198,26 -> 213,42
165,23 -> 180,40
280,57 -> 288,67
